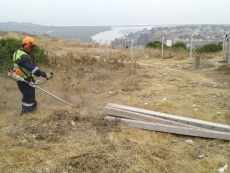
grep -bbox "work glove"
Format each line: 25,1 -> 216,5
46,72 -> 53,80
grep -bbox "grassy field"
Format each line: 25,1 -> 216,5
0,32 -> 230,173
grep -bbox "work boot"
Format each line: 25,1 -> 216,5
20,101 -> 37,116
20,110 -> 29,116
20,108 -> 38,116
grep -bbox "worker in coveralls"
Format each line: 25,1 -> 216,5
13,37 -> 53,115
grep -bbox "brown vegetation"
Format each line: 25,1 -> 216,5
0,32 -> 230,173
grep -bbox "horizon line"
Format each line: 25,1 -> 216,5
1,21 -> 230,27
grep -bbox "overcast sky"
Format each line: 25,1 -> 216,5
1,0 -> 229,26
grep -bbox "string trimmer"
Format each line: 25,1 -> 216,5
8,70 -> 74,107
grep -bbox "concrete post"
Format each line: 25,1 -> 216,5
222,36 -> 226,60
99,39 -> 102,57
92,40 -> 96,57
161,37 -> 164,58
228,37 -> 230,64
130,39 -> 133,59
106,41 -> 109,60
104,40 -> 108,54
190,33 -> 194,58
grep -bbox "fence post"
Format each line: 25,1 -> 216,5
130,39 -> 133,59
92,40 -> 96,57
190,33 -> 194,58
228,36 -> 230,64
99,39 -> 102,57
104,40 -> 108,54
193,56 -> 201,69
222,36 -> 225,60
106,41 -> 109,60
161,37 -> 164,58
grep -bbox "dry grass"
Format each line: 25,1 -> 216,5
0,32 -> 230,173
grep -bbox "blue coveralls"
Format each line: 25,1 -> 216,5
13,48 -> 47,115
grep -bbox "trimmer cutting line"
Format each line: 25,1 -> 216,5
8,71 -> 75,108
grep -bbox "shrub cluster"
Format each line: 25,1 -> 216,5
146,41 -> 168,49
146,41 -> 186,50
196,43 -> 222,53
171,42 -> 187,50
146,41 -> 223,54
0,38 -> 49,71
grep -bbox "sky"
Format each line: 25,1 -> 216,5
0,0 -> 230,26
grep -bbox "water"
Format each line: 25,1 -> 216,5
91,26 -> 154,45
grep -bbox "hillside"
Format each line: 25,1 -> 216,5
0,22 -> 111,42
2,22 -> 230,48
119,24 -> 230,48
0,32 -> 230,173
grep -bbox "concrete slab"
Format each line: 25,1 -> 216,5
104,106 -> 197,128
106,103 -> 230,133
105,116 -> 230,140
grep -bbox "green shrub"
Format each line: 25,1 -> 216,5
0,38 -> 21,71
172,42 -> 187,50
31,47 -> 49,65
146,41 -> 168,49
0,37 -> 49,71
196,43 -> 222,53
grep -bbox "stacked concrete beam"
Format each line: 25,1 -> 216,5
104,103 -> 230,140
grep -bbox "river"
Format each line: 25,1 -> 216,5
91,26 -> 154,45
